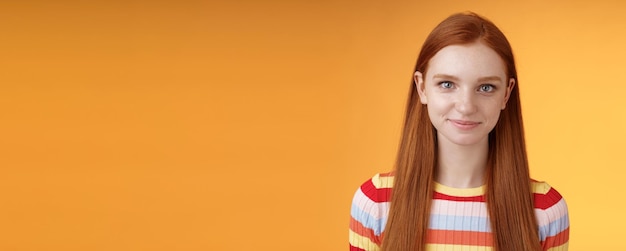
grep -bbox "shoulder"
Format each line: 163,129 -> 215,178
349,173 -> 394,250
531,180 -> 567,210
351,172 -> 394,213
361,172 -> 394,201
531,180 -> 570,249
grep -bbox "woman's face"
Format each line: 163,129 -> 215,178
415,41 -> 515,147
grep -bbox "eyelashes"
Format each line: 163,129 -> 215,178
439,81 -> 453,89
437,81 -> 497,93
479,84 -> 495,92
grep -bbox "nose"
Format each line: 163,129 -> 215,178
455,90 -> 477,115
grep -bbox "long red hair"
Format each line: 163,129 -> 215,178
381,12 -> 541,251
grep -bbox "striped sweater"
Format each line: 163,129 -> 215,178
349,173 -> 569,251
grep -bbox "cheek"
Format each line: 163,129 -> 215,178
426,99 -> 447,117
425,94 -> 451,112
482,102 -> 503,123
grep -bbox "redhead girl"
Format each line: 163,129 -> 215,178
349,12 -> 569,251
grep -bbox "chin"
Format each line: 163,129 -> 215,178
441,133 -> 489,146
449,139 -> 481,146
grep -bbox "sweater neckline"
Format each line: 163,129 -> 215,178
434,182 -> 485,197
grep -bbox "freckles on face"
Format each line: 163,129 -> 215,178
419,42 -> 512,146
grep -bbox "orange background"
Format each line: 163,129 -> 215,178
1,0 -> 625,250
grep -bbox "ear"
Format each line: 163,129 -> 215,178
414,71 -> 427,104
502,78 -> 515,109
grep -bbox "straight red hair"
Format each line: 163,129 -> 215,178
381,12 -> 541,251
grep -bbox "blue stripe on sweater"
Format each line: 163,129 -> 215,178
538,213 -> 569,241
351,203 -> 387,236
429,214 -> 492,232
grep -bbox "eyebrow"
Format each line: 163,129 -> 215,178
432,74 -> 503,83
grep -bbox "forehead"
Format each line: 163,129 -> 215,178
425,42 -> 507,80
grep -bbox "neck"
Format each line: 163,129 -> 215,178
436,136 -> 489,188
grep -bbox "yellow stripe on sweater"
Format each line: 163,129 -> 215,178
425,243 -> 493,251
546,242 -> 568,251
371,173 -> 394,189
349,229 -> 380,251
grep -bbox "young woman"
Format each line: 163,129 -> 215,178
349,12 -> 570,251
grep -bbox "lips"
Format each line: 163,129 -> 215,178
449,119 -> 481,130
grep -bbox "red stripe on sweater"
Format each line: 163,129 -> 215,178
534,187 -> 563,210
433,192 -> 485,202
542,227 -> 569,249
349,217 -> 381,245
360,179 -> 391,203
427,229 -> 493,246
349,245 -> 366,251
361,174 -> 562,208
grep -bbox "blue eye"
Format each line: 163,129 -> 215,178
479,84 -> 494,92
440,81 -> 453,88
